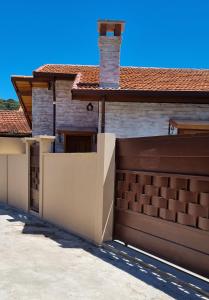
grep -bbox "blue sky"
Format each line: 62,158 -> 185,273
0,0 -> 209,100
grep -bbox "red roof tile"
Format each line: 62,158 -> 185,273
0,110 -> 31,136
35,64 -> 209,92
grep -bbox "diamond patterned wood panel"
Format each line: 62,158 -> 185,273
116,171 -> 209,231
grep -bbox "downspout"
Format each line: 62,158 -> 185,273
101,95 -> 106,133
52,77 -> 56,152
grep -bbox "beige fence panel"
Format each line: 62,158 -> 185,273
42,133 -> 115,244
7,154 -> 29,212
0,136 -> 27,206
0,134 -> 115,245
0,155 -> 8,203
0,137 -> 25,154
43,153 -> 97,241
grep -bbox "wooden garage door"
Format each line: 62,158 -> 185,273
114,134 -> 209,278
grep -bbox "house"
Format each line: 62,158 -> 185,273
12,20 -> 209,152
0,108 -> 31,137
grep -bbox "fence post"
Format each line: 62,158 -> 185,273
94,133 -> 116,245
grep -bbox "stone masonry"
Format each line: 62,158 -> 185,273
56,80 -> 98,130
104,102 -> 209,138
32,88 -> 53,136
32,83 -> 209,148
99,36 -> 121,89
55,80 -> 98,152
32,80 -> 98,152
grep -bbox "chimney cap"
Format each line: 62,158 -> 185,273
98,20 -> 125,35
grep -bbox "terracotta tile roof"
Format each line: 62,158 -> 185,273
35,64 -> 209,92
0,110 -> 31,136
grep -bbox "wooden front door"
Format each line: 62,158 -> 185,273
30,142 -> 39,212
65,135 -> 95,153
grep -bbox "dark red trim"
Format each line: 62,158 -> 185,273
72,89 -> 209,104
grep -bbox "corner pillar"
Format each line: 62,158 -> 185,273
94,133 -> 116,244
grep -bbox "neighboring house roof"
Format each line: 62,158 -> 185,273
0,110 -> 31,136
35,64 -> 209,92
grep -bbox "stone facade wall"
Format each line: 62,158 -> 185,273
32,88 -> 53,136
56,80 -> 98,130
32,81 -> 98,152
104,102 -> 209,138
32,82 -> 209,149
55,80 -> 98,152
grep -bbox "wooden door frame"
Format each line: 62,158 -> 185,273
57,129 -> 97,153
169,119 -> 209,135
30,141 -> 40,213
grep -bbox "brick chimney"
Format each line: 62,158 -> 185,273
98,20 -> 125,89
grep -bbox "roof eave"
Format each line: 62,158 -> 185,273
11,76 -> 32,128
33,71 -> 77,80
71,88 -> 209,104
0,132 -> 31,137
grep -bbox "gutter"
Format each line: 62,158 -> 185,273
52,77 -> 56,153
101,96 -> 106,133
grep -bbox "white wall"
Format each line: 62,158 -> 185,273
104,102 -> 209,137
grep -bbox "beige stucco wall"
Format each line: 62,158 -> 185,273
0,155 -> 8,203
43,153 -> 97,240
95,134 -> 116,243
7,154 -> 29,212
0,137 -> 26,154
42,133 -> 115,244
0,138 -> 28,208
0,134 -> 115,244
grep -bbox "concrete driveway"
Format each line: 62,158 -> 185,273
0,203 -> 208,300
